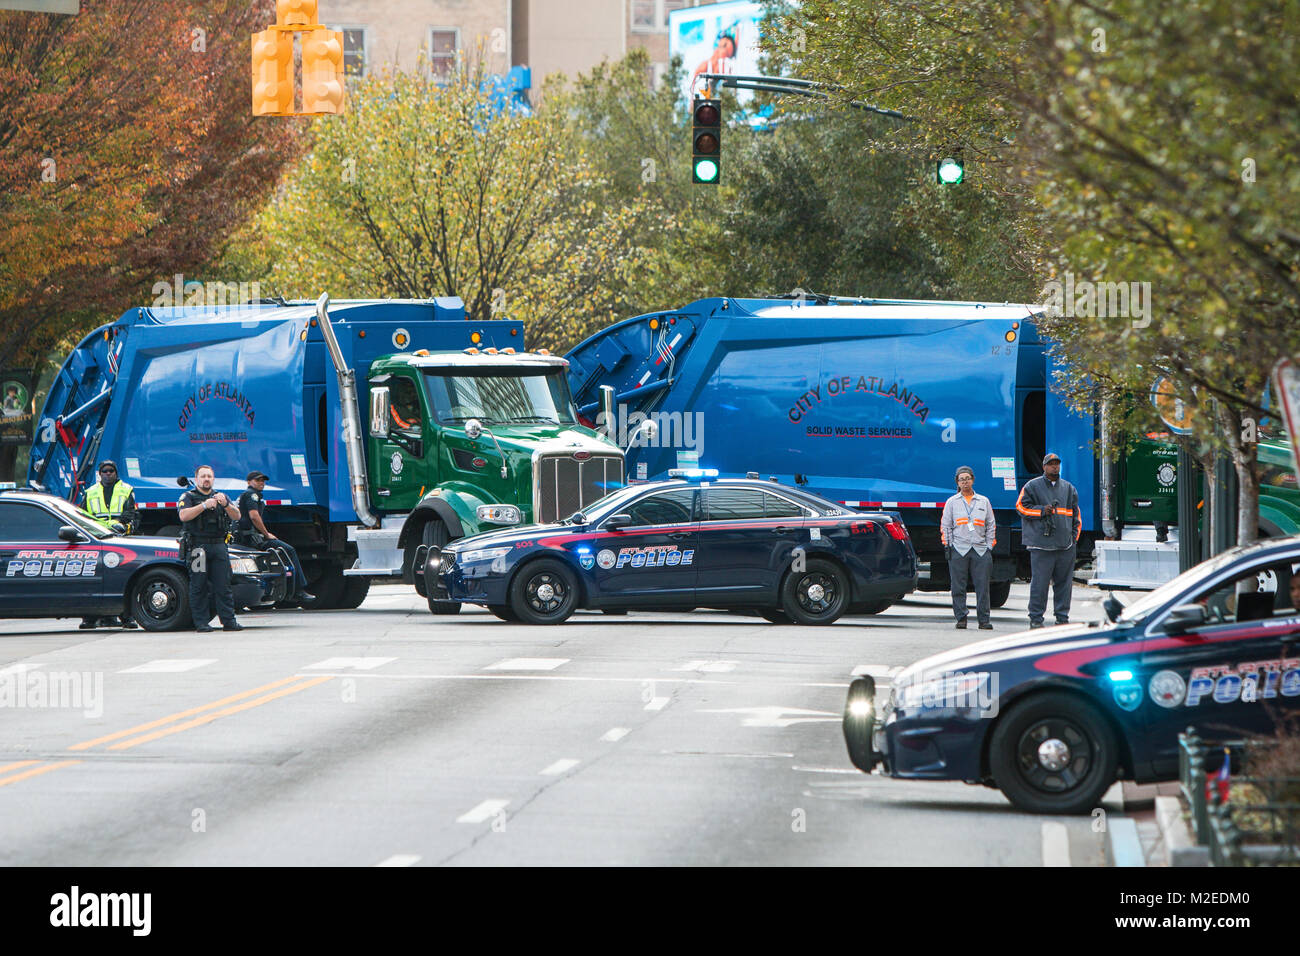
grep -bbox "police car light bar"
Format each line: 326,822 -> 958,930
667,468 -> 719,480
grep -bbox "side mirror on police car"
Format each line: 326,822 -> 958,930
1164,603 -> 1207,634
58,525 -> 85,543
605,514 -> 633,531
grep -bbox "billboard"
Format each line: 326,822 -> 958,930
0,371 -> 33,446
669,0 -> 766,106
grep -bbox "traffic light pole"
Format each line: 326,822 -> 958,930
694,73 -> 912,121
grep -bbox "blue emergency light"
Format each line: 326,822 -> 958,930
667,468 -> 719,480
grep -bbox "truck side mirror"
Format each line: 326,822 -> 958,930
1163,603 -> 1207,634
369,386 -> 390,438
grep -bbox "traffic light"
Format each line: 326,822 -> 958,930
692,98 -> 721,185
277,0 -> 316,27
251,28 -> 293,117
302,28 -> 345,115
936,155 -> 964,185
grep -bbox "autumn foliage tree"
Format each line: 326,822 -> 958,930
0,0 -> 305,474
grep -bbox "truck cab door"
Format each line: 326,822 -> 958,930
370,373 -> 429,510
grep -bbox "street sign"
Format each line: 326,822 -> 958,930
0,1 -> 79,12
1150,376 -> 1195,435
1271,357 -> 1300,478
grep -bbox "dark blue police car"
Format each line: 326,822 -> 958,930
843,535 -> 1300,813
424,470 -> 917,625
0,490 -> 286,631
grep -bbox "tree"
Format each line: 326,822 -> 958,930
0,0 -> 306,478
784,0 -> 1300,543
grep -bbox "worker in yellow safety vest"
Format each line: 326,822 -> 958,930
78,460 -> 140,629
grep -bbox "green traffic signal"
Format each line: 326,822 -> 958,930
937,156 -> 964,184
692,97 -> 721,185
694,158 -> 719,183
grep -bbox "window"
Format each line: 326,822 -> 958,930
428,28 -> 459,79
0,503 -> 66,541
625,490 -> 696,526
1186,561 -> 1300,626
338,27 -> 367,77
703,488 -> 766,522
388,377 -> 423,435
632,0 -> 691,33
761,493 -> 806,519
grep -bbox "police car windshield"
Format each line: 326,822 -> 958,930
580,485 -> 657,522
421,368 -> 576,426
44,497 -> 112,539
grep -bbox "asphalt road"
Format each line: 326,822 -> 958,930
0,583 -> 1122,866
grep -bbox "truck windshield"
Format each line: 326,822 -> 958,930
421,369 -> 577,426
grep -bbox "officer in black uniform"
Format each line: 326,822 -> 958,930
177,464 -> 243,633
236,470 -> 314,603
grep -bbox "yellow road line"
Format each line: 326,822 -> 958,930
0,761 -> 81,788
0,760 -> 41,775
107,676 -> 333,751
69,675 -> 307,751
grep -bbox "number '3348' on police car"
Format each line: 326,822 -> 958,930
843,535 -> 1300,814
0,490 -> 286,630
424,471 -> 918,625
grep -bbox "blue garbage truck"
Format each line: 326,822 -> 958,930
30,295 -> 625,611
565,295 -> 1100,607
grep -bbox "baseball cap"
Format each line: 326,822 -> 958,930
1043,453 -> 1061,464
98,460 -> 118,473
246,470 -> 270,482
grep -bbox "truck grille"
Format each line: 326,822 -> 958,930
535,454 -> 624,524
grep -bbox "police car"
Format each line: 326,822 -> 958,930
843,535 -> 1300,814
424,470 -> 918,625
0,490 -> 286,631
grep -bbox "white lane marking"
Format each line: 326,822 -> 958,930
700,705 -> 839,728
791,766 -> 861,774
1041,822 -> 1071,867
484,657 -> 570,671
118,659 -> 216,674
851,664 -> 901,678
539,758 -> 580,776
374,854 -> 421,867
600,727 -> 630,742
644,696 -> 670,711
675,660 -> 737,673
457,799 -> 509,824
294,672 -> 847,689
303,657 -> 395,671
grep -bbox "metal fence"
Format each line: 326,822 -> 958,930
1179,728 -> 1300,866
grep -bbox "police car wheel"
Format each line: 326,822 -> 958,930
130,567 -> 190,632
488,604 -> 519,622
989,691 -> 1118,815
842,676 -> 878,772
990,581 -> 1012,608
511,559 -> 578,625
781,559 -> 849,625
422,521 -> 462,615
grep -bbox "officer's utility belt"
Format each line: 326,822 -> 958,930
236,530 -> 268,549
191,536 -> 227,545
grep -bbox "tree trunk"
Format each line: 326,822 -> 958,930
1236,443 -> 1260,545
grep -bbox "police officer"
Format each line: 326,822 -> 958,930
78,460 -> 139,630
177,464 -> 243,633
940,465 -> 997,630
236,471 -> 314,604
1016,452 -> 1082,628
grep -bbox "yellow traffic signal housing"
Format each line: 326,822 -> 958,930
251,28 -> 293,117
277,0 -> 317,27
302,29 -> 346,115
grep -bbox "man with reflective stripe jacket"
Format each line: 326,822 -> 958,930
77,460 -> 139,629
940,465 -> 997,630
1015,452 -> 1082,628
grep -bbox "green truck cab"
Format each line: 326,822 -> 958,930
349,348 -> 625,611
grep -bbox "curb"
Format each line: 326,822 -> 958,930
1155,795 -> 1209,867
1105,817 -> 1145,866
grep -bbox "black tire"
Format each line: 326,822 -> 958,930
842,677 -> 877,772
990,580 -> 1012,608
760,609 -> 792,624
989,691 -> 1119,814
488,604 -> 519,622
509,558 -> 579,625
780,558 -> 849,626
299,563 -> 343,610
130,567 -> 191,632
336,576 -> 371,610
422,521 -> 462,615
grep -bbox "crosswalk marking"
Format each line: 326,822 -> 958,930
851,664 -> 901,678
539,758 -> 580,776
303,657 -> 395,671
374,854 -> 421,867
484,658 -> 570,671
644,696 -> 670,711
457,799 -> 509,824
600,727 -> 630,742
675,660 -> 737,673
118,659 -> 216,674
